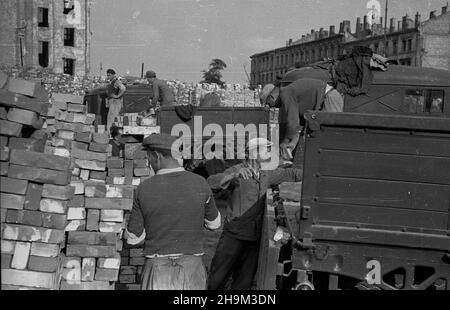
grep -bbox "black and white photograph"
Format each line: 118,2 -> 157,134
0,0 -> 449,298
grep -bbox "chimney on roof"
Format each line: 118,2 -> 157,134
390,17 -> 396,32
342,20 -> 351,33
430,10 -> 436,19
415,12 -> 421,27
356,17 -> 362,34
398,20 -> 402,31
402,15 -> 408,29
339,22 -> 344,33
442,5 -> 448,14
329,25 -> 335,35
311,29 -> 315,34
363,15 -> 369,30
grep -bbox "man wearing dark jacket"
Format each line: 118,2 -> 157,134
207,138 -> 303,290
145,70 -> 176,108
125,133 -> 221,290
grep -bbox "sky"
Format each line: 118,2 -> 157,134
90,0 -> 444,83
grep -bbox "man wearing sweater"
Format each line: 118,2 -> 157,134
125,133 -> 221,290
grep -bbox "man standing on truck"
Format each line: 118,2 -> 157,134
207,138 -> 303,290
105,69 -> 126,135
145,70 -> 177,110
125,133 -> 221,290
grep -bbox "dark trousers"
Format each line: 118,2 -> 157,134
207,233 -> 260,290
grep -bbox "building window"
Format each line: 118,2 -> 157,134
38,7 -> 49,27
63,0 -> 75,14
63,58 -> 75,75
64,28 -> 75,47
393,40 -> 398,54
404,89 -> 444,114
408,39 -> 413,52
39,41 -> 49,68
402,39 -> 407,52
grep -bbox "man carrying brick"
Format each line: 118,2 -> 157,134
125,133 -> 221,290
207,138 -> 303,290
105,69 -> 126,135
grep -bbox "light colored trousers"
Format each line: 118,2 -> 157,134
140,255 -> 206,290
106,97 -> 123,134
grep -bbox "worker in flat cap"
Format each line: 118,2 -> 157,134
206,137 -> 303,290
105,68 -> 126,135
125,133 -> 221,290
145,70 -> 177,111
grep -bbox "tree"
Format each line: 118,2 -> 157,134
201,58 -> 227,87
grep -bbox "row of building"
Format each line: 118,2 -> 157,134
250,4 -> 450,88
0,0 -> 92,76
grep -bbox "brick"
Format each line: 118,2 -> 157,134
119,275 -> 136,284
120,266 -> 137,275
8,164 -> 70,186
129,257 -> 146,266
7,78 -> 49,100
55,121 -> 91,133
1,208 -> 7,222
52,100 -> 67,110
132,178 -> 141,186
50,137 -> 71,149
85,184 -> 106,197
67,208 -> 86,220
90,171 -> 107,181
85,198 -> 133,210
28,256 -> 59,273
107,176 -> 125,185
72,141 -> 89,151
0,120 -> 22,137
53,147 -> 71,158
134,168 -> 152,177
85,114 -> 96,125
133,159 -> 148,168
107,158 -> 124,169
95,268 -> 119,281
74,159 -> 106,171
130,248 -> 144,257
0,70 -> 8,88
89,142 -> 109,153
6,210 -> 43,227
116,239 -> 123,251
7,108 -> 38,126
72,147 -> 108,162
0,162 -> 9,176
0,89 -> 49,114
100,209 -> 124,222
9,137 -> 46,152
42,184 -> 75,201
70,181 -> 85,195
24,183 -> 43,210
92,133 -> 109,144
1,240 -> 16,254
68,195 -> 85,208
75,132 -> 92,143
1,193 -> 25,210
40,199 -> 68,214
72,167 -> 81,176
42,213 -> 68,230
0,107 -> 7,119
0,177 -> 28,194
0,146 -> 9,161
81,257 -> 96,282
30,242 -> 60,257
65,220 -> 86,231
60,280 -> 114,290
80,169 -> 90,180
67,231 -> 117,245
0,136 -> 8,147
61,257 -> 81,282
2,224 -> 65,244
67,104 -> 86,113
99,222 -> 123,233
57,130 -> 75,140
108,169 -> 125,177
124,160 -> 134,177
66,245 -> 118,258
1,254 -> 12,269
2,269 -> 57,289
11,241 -> 31,269
86,209 -> 100,231
52,93 -> 84,104
120,257 -> 129,265
97,254 -> 121,269
10,149 -> 71,171
106,185 -> 134,198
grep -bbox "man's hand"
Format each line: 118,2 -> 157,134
235,166 -> 257,180
280,142 -> 293,161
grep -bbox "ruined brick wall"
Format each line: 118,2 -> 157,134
421,11 -> 450,71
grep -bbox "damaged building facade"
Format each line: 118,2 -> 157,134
0,0 -> 92,76
250,4 -> 450,87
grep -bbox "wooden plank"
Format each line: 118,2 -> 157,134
317,177 -> 450,212
319,150 -> 450,185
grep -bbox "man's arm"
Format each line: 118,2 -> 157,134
112,80 -> 126,99
282,93 -> 301,146
268,167 -> 303,186
203,187 -> 221,230
125,187 -> 145,245
151,80 -> 160,106
207,165 -> 241,191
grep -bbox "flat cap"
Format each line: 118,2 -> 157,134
145,70 -> 156,78
142,133 -> 178,152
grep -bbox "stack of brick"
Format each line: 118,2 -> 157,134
0,75 -> 75,290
